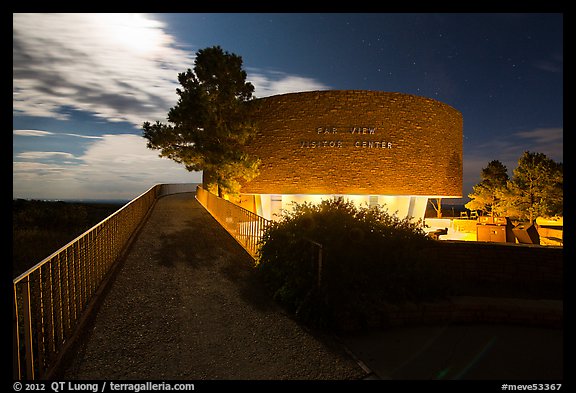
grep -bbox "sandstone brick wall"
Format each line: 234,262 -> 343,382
242,90 -> 463,196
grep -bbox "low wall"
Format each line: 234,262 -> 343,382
424,240 -> 563,299
359,240 -> 563,330
368,297 -> 563,329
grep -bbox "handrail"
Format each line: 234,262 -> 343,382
13,183 -> 196,380
195,186 -> 270,259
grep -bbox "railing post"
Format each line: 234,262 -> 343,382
303,238 -> 323,288
14,285 -> 22,379
317,243 -> 323,289
36,269 -> 46,378
22,278 -> 35,379
43,263 -> 56,368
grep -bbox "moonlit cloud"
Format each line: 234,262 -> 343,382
532,53 -> 563,74
76,134 -> 201,198
17,151 -> 78,161
13,161 -> 68,176
472,127 -> 562,161
13,13 -> 194,126
13,134 -> 200,200
13,129 -> 103,139
514,127 -> 563,146
13,130 -> 54,137
248,69 -> 331,97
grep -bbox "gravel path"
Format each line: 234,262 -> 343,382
60,193 -> 364,380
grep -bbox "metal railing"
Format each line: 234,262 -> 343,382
195,187 -> 326,288
13,183 -> 196,380
195,186 -> 270,259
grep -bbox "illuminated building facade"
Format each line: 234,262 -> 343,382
234,90 -> 463,222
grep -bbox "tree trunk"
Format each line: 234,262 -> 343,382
428,198 -> 442,218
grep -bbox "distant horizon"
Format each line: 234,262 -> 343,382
12,185 -> 469,208
13,197 -> 131,204
12,196 -> 468,206
12,182 -> 203,203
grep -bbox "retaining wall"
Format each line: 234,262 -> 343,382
424,240 -> 563,299
355,240 -> 564,330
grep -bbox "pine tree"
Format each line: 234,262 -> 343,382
500,152 -> 563,223
465,160 -> 509,216
142,46 -> 260,197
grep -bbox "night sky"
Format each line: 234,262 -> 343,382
13,13 -> 563,202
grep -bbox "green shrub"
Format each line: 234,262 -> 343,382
256,198 -> 452,330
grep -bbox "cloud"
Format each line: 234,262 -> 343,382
463,126 -> 563,197
13,13 -> 194,126
514,127 -> 563,146
13,161 -> 69,176
13,133 -> 200,200
17,151 -> 77,161
532,53 -> 563,74
248,69 -> 331,98
75,134 -> 201,198
461,126 -> 563,200
13,129 -> 54,137
13,129 -> 103,139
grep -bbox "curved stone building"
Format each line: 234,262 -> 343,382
235,90 -> 463,222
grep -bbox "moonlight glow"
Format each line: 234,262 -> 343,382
86,13 -> 170,54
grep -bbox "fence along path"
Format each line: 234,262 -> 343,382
57,191 -> 363,379
13,184 -> 197,380
195,186 -> 270,258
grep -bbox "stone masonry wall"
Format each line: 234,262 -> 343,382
241,90 -> 463,196
424,240 -> 563,299
361,241 -> 563,329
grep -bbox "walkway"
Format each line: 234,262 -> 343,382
59,193 -> 364,380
